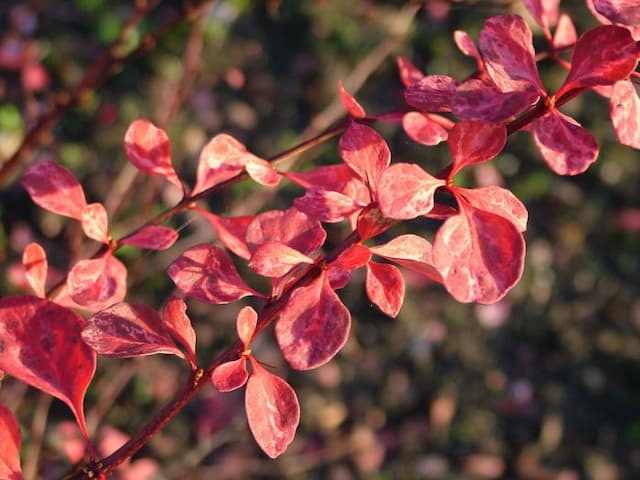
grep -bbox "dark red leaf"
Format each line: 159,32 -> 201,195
120,225 -> 179,250
453,80 -> 537,122
167,243 -> 263,304
67,252 -> 127,311
402,112 -> 449,145
161,295 -> 197,363
432,198 -> 525,303
532,109 -> 599,175
249,242 -> 313,278
211,358 -> 248,392
23,242 -> 47,298
448,120 -> 507,177
275,271 -> 351,370
81,203 -> 109,244
396,56 -> 423,87
245,358 -> 300,458
124,120 -> 182,192
0,402 -> 22,479
593,0 -> 640,25
338,123 -> 390,189
293,188 -> 365,223
610,79 -> 640,149
237,306 -> 258,348
365,261 -> 405,318
195,208 -> 253,260
21,158 -> 87,220
405,75 -> 457,112
0,296 -> 96,442
82,302 -> 185,360
369,234 -> 442,282
377,163 -> 444,220
455,186 -> 528,232
338,81 -> 366,118
556,25 -> 638,99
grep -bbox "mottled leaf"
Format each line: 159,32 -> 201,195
67,252 -> 127,310
0,402 -> 22,480
365,261 -> 405,318
161,295 -> 197,363
23,242 -> 47,298
120,225 -> 179,250
594,0 -> 640,25
455,186 -> 528,232
454,30 -> 483,70
448,120 -> 507,177
453,80 -> 537,122
249,242 -> 314,278
338,123 -> 390,189
294,188 -> 365,223
195,208 -> 253,260
610,79 -> 640,149
402,112 -> 449,145
245,160 -> 280,187
81,203 -> 109,244
405,75 -> 457,112
211,358 -> 248,392
369,234 -> 442,282
524,0 -> 560,36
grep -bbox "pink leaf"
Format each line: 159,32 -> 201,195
0,402 -> 22,480
553,14 -> 577,49
448,120 -> 507,177
479,14 -> 544,94
195,208 -> 252,260
236,306 -> 258,347
365,262 -> 405,318
161,295 -> 197,363
610,79 -> 640,149
524,0 -> 560,36
369,234 -> 442,282
405,75 -> 457,112
355,205 -> 395,241
593,0 -> 640,25
338,123 -> 390,189
121,225 -> 179,250
0,296 -> 96,442
532,109 -> 599,175
276,271 -> 351,370
245,358 -> 300,458
377,163 -> 445,220
167,243 -> 262,304
454,30 -> 483,70
81,203 -> 109,244
249,242 -> 314,278
245,159 -> 281,187
293,188 -> 365,223
124,120 -> 182,192
432,198 -> 525,303
326,245 -> 372,290
211,358 -> 248,392
67,252 -> 127,310
246,208 -> 326,257
453,80 -> 537,122
556,25 -> 638,99
402,112 -> 449,145
82,302 -> 185,360
338,81 -> 366,118
396,56 -> 424,87
23,242 -> 47,298
21,159 -> 87,220
455,186 -> 528,232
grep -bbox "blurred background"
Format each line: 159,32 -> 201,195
1,1 -> 639,478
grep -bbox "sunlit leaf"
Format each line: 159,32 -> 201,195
378,163 -> 444,220
0,402 -> 22,480
365,261 -> 405,318
67,252 -> 127,311
405,75 -> 457,112
338,123 -> 390,190
402,112 -> 448,145
211,358 -> 248,392
120,225 -> 179,250
161,295 -> 197,363
293,188 -> 365,223
448,120 -> 507,177
369,234 -> 442,282
22,242 -> 47,298
249,242 -> 314,278
455,186 -> 528,232
524,0 -> 560,37
338,81 -> 366,118
610,79 -> 640,149
81,203 -> 109,244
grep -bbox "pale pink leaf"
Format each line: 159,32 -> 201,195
22,242 -> 47,298
21,159 -> 88,220
249,242 -> 314,278
453,80 -> 537,122
553,14 -> 577,49
236,306 -> 258,347
67,252 -> 127,310
161,295 -> 197,363
524,0 -> 560,36
245,159 -> 280,187
246,358 -> 300,458
124,119 -> 182,192
556,25 -> 638,99
168,244 -> 262,304
369,234 -> 442,282
454,30 -> 483,69
433,199 -> 525,303
211,358 -> 248,392
456,186 -> 528,232
82,302 -> 185,360
293,188 -> 365,223
405,75 -> 457,112
338,123 -> 390,189
0,296 -> 96,441
120,225 -> 179,250
448,120 -> 507,177
594,0 -> 640,25
195,208 -> 253,260
338,81 -> 366,118
610,79 -> 640,149
479,14 -> 545,94
397,56 -> 424,87
365,262 -> 405,318
0,402 -> 22,480
81,203 -> 109,243
402,112 -> 448,145
276,271 -> 351,370
532,110 -> 599,175
377,163 -> 445,220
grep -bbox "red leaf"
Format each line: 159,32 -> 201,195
397,56 -> 423,87
23,242 -> 47,298
0,296 -> 96,441
211,358 -> 248,392
355,205 -> 395,240
67,252 -> 127,310
326,245 -> 372,290
610,79 -> 640,149
402,112 -> 448,145
454,30 -> 483,70
236,306 -> 257,347
81,203 -> 109,244
246,208 -> 326,257
293,188 -> 365,223
556,25 -> 638,99
245,159 -> 280,187
479,14 -> 544,94
245,358 -> 300,458
552,14 -> 577,49
124,120 -> 182,192
448,120 -> 507,177
338,81 -> 366,118
532,109 -> 599,175
161,295 -> 197,363
121,225 -> 179,250
524,0 -> 560,36
195,208 -> 253,260
405,75 -> 457,112
593,0 -> 640,25
432,198 -> 525,303
369,234 -> 442,282
365,262 -> 405,318
249,242 -> 314,278
455,186 -> 528,232
82,302 -> 185,360
338,123 -> 390,189
377,163 -> 445,220
167,243 -> 262,304
0,402 -> 22,480
276,271 -> 351,370
453,80 -> 537,122
21,159 -> 88,220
